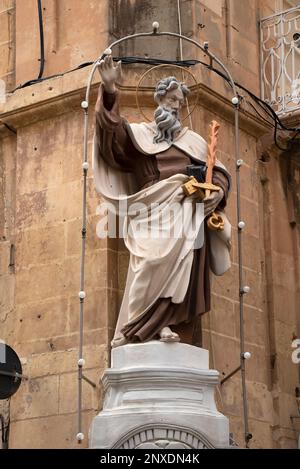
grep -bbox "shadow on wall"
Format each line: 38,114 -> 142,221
109,0 -> 192,59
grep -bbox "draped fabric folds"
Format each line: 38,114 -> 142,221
93,85 -> 232,343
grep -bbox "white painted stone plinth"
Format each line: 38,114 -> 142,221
89,341 -> 229,449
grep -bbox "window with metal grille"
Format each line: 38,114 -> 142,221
260,1 -> 300,115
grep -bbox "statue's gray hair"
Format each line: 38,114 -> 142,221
154,76 -> 190,104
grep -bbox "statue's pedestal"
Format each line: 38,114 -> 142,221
89,342 -> 229,449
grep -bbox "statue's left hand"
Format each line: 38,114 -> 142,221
203,188 -> 224,217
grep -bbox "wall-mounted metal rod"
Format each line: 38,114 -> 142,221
82,374 -> 97,388
77,107 -> 89,443
220,365 -> 241,385
0,370 -> 28,380
235,105 -> 251,446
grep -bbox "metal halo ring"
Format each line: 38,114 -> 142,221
135,63 -> 199,123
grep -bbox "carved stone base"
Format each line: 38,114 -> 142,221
89,342 -> 229,449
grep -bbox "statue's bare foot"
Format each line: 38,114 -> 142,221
111,334 -> 128,348
159,326 -> 180,343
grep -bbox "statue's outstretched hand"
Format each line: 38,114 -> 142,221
203,188 -> 224,217
97,55 -> 122,94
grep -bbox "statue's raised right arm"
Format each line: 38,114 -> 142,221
94,55 -> 135,172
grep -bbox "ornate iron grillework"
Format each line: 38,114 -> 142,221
260,6 -> 300,115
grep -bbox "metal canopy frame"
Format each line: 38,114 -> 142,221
77,22 -> 252,447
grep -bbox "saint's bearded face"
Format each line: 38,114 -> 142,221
153,87 -> 185,144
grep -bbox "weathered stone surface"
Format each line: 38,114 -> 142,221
66,216 -> 107,256
243,343 -> 269,385
198,0 -> 223,17
15,263 -> 67,304
231,231 -> 262,272
20,345 -> 106,378
195,0 -> 227,61
230,28 -> 259,75
247,419 -> 274,449
277,391 -> 300,429
58,369 -> 102,414
235,303 -> 266,347
15,224 -> 65,267
11,375 -> 59,420
109,0 -> 191,59
15,297 -> 68,341
49,329 -> 108,352
0,273 -> 14,313
16,187 -> 63,230
229,0 -> 258,44
17,121 -> 65,196
275,319 -> 298,359
219,377 -> 243,417
276,353 -> 299,395
118,251 -> 129,291
271,251 -> 296,290
15,0 -> 109,85
13,329 -> 108,357
272,285 -> 298,326
226,415 -> 244,447
69,287 -> 109,332
205,333 -> 240,377
243,268 -> 264,310
247,382 -> 274,423
228,415 -> 274,449
211,264 -> 239,303
0,3 -> 14,45
273,427 -> 299,449
209,293 -> 236,338
0,136 -> 16,241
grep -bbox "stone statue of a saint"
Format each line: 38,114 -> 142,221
93,55 -> 232,348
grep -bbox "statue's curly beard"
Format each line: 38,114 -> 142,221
153,106 -> 182,144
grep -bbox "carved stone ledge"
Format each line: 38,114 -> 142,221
0,66 -> 271,139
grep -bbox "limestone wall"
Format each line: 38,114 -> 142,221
0,0 -> 15,93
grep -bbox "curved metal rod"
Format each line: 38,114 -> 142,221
78,27 -> 249,447
84,30 -> 238,105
